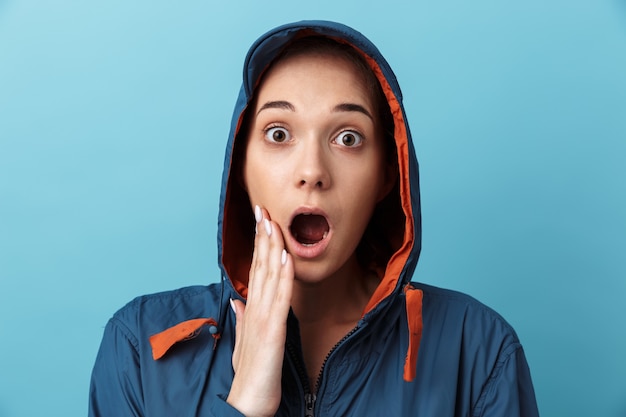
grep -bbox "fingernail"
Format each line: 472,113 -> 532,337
254,205 -> 262,223
229,298 -> 236,314
281,249 -> 287,265
264,219 -> 272,236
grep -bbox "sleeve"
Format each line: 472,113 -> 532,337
473,344 -> 540,417
89,318 -> 144,417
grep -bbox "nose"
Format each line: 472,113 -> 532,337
294,139 -> 330,190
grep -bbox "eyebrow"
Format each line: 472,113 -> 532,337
333,103 -> 374,120
256,100 -> 295,115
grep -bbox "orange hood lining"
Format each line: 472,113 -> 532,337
359,51 -> 414,317
221,34 -> 415,317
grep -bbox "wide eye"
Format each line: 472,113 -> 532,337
335,130 -> 363,147
265,127 -> 291,143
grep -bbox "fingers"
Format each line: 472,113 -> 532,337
232,203 -> 293,367
247,205 -> 292,309
226,205 -> 293,416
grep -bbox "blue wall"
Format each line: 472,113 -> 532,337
1,1 -> 625,416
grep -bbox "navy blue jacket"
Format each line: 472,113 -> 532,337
89,21 -> 539,417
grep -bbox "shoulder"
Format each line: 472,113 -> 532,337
411,282 -> 522,365
414,281 -> 502,309
413,282 -> 519,339
407,283 -> 539,415
90,284 -> 236,416
116,284 -> 219,312
107,284 -> 224,346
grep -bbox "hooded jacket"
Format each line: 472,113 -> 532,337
89,21 -> 539,417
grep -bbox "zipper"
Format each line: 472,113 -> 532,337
304,393 -> 317,417
285,340 -> 313,414
287,325 -> 361,417
312,326 -> 359,393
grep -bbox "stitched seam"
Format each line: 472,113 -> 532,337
109,316 -> 140,352
471,342 -> 521,417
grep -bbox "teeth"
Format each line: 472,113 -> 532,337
322,231 -> 328,239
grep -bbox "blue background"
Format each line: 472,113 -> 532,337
1,1 -> 625,416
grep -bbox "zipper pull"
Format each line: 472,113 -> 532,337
304,393 -> 317,417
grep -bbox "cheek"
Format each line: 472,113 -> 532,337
342,162 -> 385,211
362,157 -> 389,200
243,154 -> 284,204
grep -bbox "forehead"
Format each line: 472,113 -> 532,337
255,52 -> 374,107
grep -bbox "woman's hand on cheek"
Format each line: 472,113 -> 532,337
227,205 -> 294,417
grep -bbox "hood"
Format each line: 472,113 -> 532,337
150,20 -> 424,382
218,20 -> 422,317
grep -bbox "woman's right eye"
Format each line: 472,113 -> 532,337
264,127 -> 291,143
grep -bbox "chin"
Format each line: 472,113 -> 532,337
291,252 -> 361,286
292,262 -> 336,285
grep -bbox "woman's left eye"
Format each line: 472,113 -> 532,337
335,131 -> 363,147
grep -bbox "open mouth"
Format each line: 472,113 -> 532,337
290,213 -> 330,246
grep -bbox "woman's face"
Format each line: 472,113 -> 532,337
243,51 -> 392,283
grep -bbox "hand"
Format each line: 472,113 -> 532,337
227,205 -> 294,417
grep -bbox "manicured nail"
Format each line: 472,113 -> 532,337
229,298 -> 236,314
281,249 -> 287,265
264,219 -> 272,236
254,205 -> 262,223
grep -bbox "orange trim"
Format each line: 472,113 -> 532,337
149,318 -> 220,360
361,53 -> 414,316
403,285 -> 423,381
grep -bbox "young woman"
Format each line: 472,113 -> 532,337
89,21 -> 539,417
